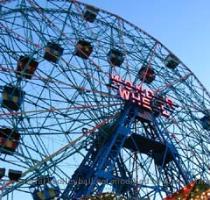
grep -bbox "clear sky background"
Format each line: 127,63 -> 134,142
83,0 -> 210,90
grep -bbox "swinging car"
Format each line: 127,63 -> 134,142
16,56 -> 38,79
8,169 -> 22,181
0,128 -> 20,155
200,115 -> 210,130
83,5 -> 99,23
164,54 -> 180,69
139,66 -> 156,84
44,42 -> 64,63
75,40 -> 93,59
107,49 -> 124,66
1,85 -> 25,111
30,176 -> 60,200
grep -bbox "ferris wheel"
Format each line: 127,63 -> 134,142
0,0 -> 209,199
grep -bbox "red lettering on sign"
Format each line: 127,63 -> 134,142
111,74 -> 121,87
125,80 -> 132,90
146,90 -> 154,99
135,84 -> 143,92
131,92 -> 141,103
142,97 -> 152,110
111,74 -> 175,117
119,87 -> 130,100
161,105 -> 170,118
166,97 -> 174,109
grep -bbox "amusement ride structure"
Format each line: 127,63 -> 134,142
0,0 -> 209,199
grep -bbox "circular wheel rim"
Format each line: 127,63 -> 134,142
0,0 -> 209,199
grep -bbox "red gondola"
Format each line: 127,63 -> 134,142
16,56 -> 38,79
0,128 -> 20,155
139,66 -> 156,84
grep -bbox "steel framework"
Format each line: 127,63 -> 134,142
0,0 -> 209,199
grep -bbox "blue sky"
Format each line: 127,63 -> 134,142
83,0 -> 210,90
